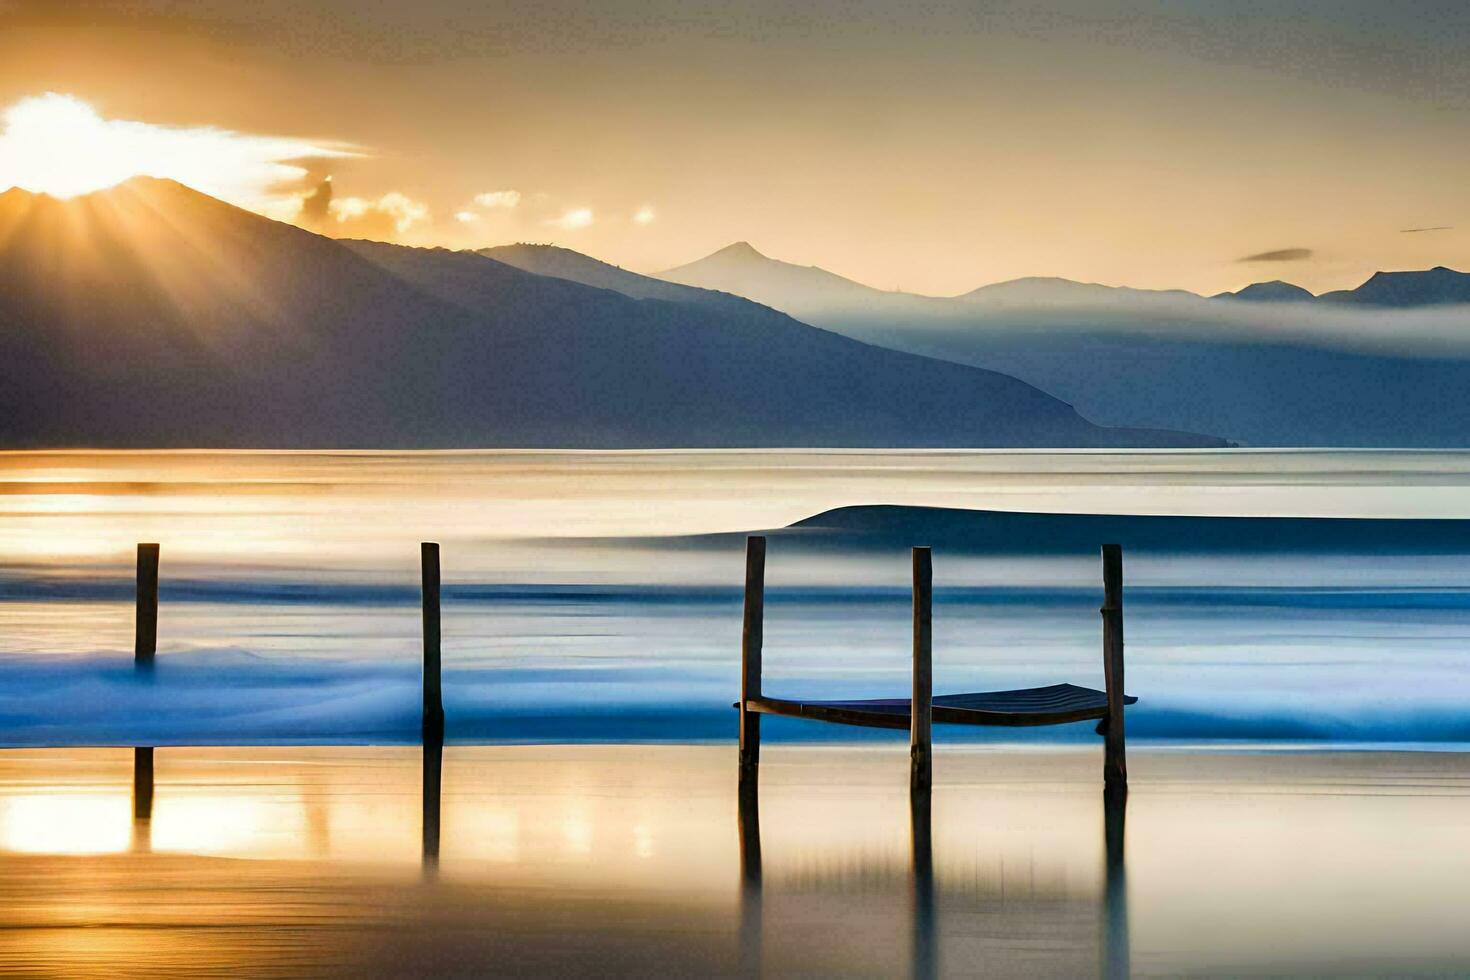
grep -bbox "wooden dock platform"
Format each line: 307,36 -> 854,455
737,538 -> 1134,792
746,683 -> 1136,731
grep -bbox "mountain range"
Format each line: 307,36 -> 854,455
660,241 -> 1470,312
0,179 -> 1220,449
645,243 -> 1470,447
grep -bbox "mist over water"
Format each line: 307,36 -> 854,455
4,449 -> 1470,747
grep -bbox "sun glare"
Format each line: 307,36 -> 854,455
0,93 -> 354,215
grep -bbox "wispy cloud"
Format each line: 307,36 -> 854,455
547,207 -> 593,230
1238,247 -> 1313,263
473,189 -> 521,210
1400,225 -> 1453,234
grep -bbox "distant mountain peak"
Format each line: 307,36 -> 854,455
1319,265 -> 1470,307
0,181 -> 1224,449
715,240 -> 766,259
478,241 -> 753,311
1212,280 -> 1316,303
658,240 -> 896,313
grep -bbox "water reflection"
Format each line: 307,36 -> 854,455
1102,789 -> 1129,980
740,773 -> 1129,980
9,747 -> 1470,976
422,740 -> 441,877
131,746 -> 153,853
737,775 -> 762,972
9,449 -> 1465,578
911,789 -> 937,980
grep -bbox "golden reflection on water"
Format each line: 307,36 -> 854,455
1,746 -> 1470,975
1,793 -> 132,854
6,449 -> 1470,582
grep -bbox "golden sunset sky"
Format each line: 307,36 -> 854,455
1,0 -> 1467,295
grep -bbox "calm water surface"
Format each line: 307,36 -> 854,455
3,449 -> 1470,745
5,451 -> 1470,976
1,745 -> 1468,977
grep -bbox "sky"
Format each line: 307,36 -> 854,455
1,0 -> 1468,296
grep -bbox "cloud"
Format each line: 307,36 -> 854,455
448,189 -> 522,228
632,205 -> 656,226
1400,225 -> 1453,234
1238,247 -> 1314,263
473,189 -> 521,210
325,190 -> 430,239
297,175 -> 334,229
547,207 -> 593,230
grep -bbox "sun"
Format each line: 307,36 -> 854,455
0,93 -> 355,214
0,94 -> 140,199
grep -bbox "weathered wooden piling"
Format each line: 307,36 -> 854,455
421,543 -> 445,745
910,546 -> 933,794
134,543 -> 159,669
739,536 -> 766,779
134,543 -> 159,833
1101,544 -> 1127,793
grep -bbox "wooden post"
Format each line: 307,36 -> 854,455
911,546 -> 933,795
134,544 -> 159,838
134,543 -> 159,670
1101,544 -> 1127,793
739,536 -> 766,779
421,543 -> 445,745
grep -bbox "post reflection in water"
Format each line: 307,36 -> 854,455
1101,789 -> 1129,980
737,774 -> 762,973
131,746 -> 153,854
736,773 -> 1130,980
422,740 -> 442,878
910,788 -> 937,980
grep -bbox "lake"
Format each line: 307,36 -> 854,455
3,448 -> 1470,746
6,450 -> 1470,976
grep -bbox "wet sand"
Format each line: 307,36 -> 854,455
0,745 -> 1468,977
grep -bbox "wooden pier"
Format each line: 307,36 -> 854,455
735,536 -> 1136,792
119,532 -> 1130,857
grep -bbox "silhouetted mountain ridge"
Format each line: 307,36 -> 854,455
0,179 -> 1222,449
1213,281 -> 1316,303
660,240 -> 1470,312
646,241 -> 1470,446
480,242 -> 757,316
1318,266 -> 1470,307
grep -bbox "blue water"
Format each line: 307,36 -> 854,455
4,575 -> 1470,746
5,448 -> 1470,747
